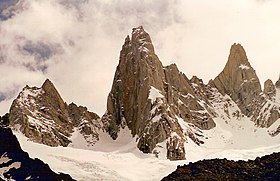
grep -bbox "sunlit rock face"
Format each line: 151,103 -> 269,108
213,43 -> 262,116
9,79 -> 101,147
212,43 -> 280,130
102,26 -> 215,160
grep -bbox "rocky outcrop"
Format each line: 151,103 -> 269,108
0,127 -> 75,181
212,43 -> 262,116
162,152 -> 280,181
264,79 -> 276,99
102,26 -> 215,160
68,103 -> 101,146
9,79 -> 101,147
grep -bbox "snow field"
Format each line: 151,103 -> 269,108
14,116 -> 280,181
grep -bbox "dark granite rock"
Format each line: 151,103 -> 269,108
0,127 -> 76,181
162,152 -> 280,181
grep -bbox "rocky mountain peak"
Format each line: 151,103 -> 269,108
103,26 -> 165,139
102,26 -> 216,160
213,44 -> 279,130
9,79 -> 101,148
41,78 -> 67,113
131,26 -> 155,54
213,43 -> 261,116
229,43 -> 249,63
222,43 -> 256,82
42,78 -> 54,90
264,79 -> 276,98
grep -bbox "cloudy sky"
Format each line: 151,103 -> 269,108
0,0 -> 279,115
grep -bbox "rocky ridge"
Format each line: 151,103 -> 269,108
6,26 -> 280,161
102,27 -> 280,160
162,152 -> 280,181
9,79 -> 102,147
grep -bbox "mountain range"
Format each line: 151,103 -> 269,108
1,26 -> 280,180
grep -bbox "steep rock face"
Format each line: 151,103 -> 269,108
0,127 -> 75,181
213,43 -> 262,116
103,26 -> 166,139
212,44 -> 280,130
68,103 -> 101,146
264,79 -> 276,98
164,66 -> 216,130
102,26 -> 216,160
9,79 -> 101,147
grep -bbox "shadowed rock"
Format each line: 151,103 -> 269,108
0,127 -> 76,180
162,152 -> 280,181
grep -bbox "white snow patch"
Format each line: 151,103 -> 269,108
239,64 -> 250,70
17,87 -> 44,107
180,93 -> 195,99
25,176 -> 32,180
151,114 -> 162,123
0,161 -> 21,181
148,86 -> 164,104
177,99 -> 184,105
139,46 -> 149,53
69,128 -> 93,150
176,116 -> 188,133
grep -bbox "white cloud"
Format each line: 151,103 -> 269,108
0,0 -> 280,115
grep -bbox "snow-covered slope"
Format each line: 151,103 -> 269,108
13,115 -> 280,181
0,127 -> 74,181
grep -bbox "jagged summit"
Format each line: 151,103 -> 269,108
120,26 -> 156,65
220,43 -> 254,79
212,43 -> 261,116
228,43 -> 249,64
41,79 -> 67,114
264,79 -> 276,98
102,26 -> 215,160
131,26 -> 155,53
42,78 -> 54,90
212,43 -> 280,129
9,79 -> 101,147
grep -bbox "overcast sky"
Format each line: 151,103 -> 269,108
0,0 -> 279,115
